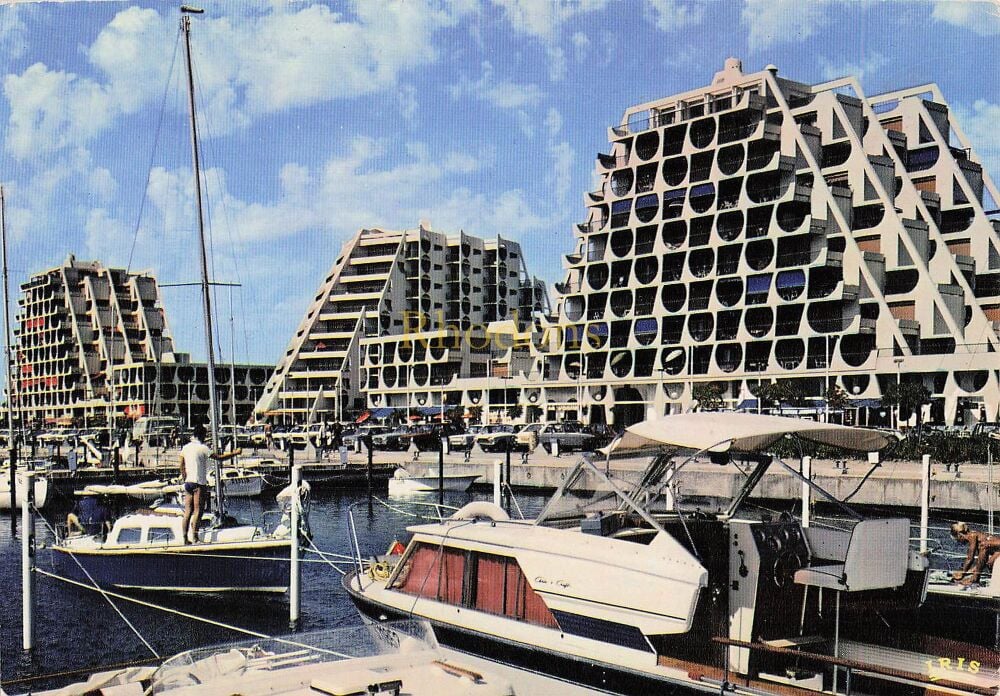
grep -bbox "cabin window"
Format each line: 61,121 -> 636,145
117,528 -> 141,544
148,527 -> 176,544
391,542 -> 465,603
472,552 -> 558,628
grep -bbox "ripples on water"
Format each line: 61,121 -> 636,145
0,485 -> 550,692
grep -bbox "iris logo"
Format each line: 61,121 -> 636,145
924,657 -> 981,682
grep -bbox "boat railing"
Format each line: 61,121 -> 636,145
710,636 -> 996,696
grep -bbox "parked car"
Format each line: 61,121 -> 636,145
476,424 -> 518,452
344,425 -> 391,449
372,426 -> 412,451
513,423 -> 544,452
448,424 -> 484,451
131,416 -> 181,446
526,421 -> 595,453
38,427 -> 77,446
582,423 -> 616,450
247,424 -> 268,447
408,424 -> 452,452
270,425 -> 295,450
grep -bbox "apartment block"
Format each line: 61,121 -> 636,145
255,224 -> 550,423
10,256 -> 268,428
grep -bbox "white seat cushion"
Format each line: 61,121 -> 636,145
794,563 -> 845,590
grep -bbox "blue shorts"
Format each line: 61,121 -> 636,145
184,482 -> 209,494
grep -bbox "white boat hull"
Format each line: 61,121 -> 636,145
0,470 -> 49,510
389,474 -> 480,495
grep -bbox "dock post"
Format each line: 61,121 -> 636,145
366,436 -> 373,515
21,470 -> 34,652
8,442 -> 16,528
493,460 -> 502,507
287,444 -> 295,483
438,436 -> 445,506
289,464 -> 301,631
920,454 -> 931,554
504,438 -> 512,512
800,456 -> 811,528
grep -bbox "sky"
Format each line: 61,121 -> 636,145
1,0 -> 999,369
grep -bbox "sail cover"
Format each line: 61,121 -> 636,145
605,412 -> 893,456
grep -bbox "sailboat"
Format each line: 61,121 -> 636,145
51,6 -> 308,592
0,186 -> 49,511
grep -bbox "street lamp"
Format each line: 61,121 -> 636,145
893,356 -> 904,430
566,357 -> 583,423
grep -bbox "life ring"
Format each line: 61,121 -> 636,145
451,502 -> 510,522
369,561 -> 392,580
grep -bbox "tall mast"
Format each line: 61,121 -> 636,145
181,6 -> 224,518
1,188 -> 15,452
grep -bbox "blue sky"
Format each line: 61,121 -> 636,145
1,0 -> 999,368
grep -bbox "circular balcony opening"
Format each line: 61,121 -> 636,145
610,351 -> 632,378
716,277 -> 744,307
565,296 -> 585,322
610,290 -> 633,318
610,229 -> 634,258
661,283 -> 686,312
715,343 -> 743,373
688,312 -> 714,342
587,264 -> 609,290
775,339 -> 805,370
718,144 -> 745,176
745,307 -> 774,338
634,256 -> 658,284
662,157 -> 687,187
689,184 -> 716,214
430,345 -> 446,360
746,239 -> 774,271
635,194 -> 659,223
420,257 -> 431,273
660,346 -> 686,375
611,169 -> 634,196
689,248 -> 715,278
398,342 -> 413,362
777,201 -> 809,232
717,211 -> 744,242
413,364 -> 428,385
690,118 -> 717,149
840,334 -> 875,368
776,270 -> 806,301
587,322 -> 608,349
635,131 -> 660,160
662,220 -> 686,249
634,317 -> 658,346
955,369 -> 988,394
421,276 -> 432,292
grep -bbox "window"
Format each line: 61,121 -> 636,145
117,527 -> 141,544
392,543 -> 465,603
472,552 -> 558,628
148,527 -> 176,544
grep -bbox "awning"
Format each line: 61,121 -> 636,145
355,411 -> 371,424
850,398 -> 882,409
370,407 -> 396,419
605,412 -> 893,457
418,406 -> 445,416
736,399 -> 759,410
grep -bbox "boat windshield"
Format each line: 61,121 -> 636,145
149,620 -> 437,693
534,455 -> 678,530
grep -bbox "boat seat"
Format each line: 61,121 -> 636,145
794,518 -> 908,592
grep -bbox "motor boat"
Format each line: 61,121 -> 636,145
388,467 -> 480,495
0,466 -> 49,510
28,620 -> 516,696
345,413 -> 1000,695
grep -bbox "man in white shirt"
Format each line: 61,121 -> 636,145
179,424 -> 236,544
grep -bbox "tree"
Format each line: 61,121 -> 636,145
692,382 -> 726,411
467,404 -> 483,424
882,381 -> 930,429
526,405 -> 543,423
824,383 -> 850,411
506,404 -> 523,421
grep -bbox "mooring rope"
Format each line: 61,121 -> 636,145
33,510 -> 161,659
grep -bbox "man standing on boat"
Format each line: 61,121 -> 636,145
179,424 -> 236,544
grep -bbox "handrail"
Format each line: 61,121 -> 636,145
712,637 -> 996,696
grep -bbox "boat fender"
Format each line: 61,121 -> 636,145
451,502 -> 510,522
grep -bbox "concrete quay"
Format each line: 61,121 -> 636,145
30,443 -> 1000,516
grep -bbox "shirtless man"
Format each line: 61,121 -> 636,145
950,522 -> 1000,585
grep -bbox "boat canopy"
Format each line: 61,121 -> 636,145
603,412 -> 893,458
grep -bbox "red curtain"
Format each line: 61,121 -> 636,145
395,544 -> 441,599
474,555 -> 507,615
439,548 -> 465,605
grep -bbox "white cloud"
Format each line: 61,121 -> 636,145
547,141 -> 574,206
451,61 -> 544,109
84,208 -> 132,262
741,0 -> 831,51
645,0 -> 706,32
546,45 -> 567,82
931,0 -> 1000,36
953,100 -> 1000,186
818,53 -> 888,84
4,1 -> 469,157
571,31 -> 590,61
0,5 -> 28,61
544,107 -> 562,137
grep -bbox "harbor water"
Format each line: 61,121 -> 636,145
0,484 -> 550,693
0,482 -> 980,694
